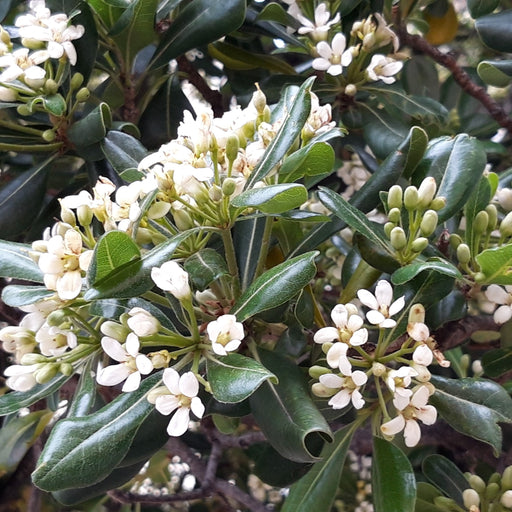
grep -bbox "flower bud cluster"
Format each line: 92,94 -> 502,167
383,178 -> 445,264
310,281 -> 442,448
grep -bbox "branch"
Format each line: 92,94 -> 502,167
396,25 -> 512,135
177,56 -> 225,117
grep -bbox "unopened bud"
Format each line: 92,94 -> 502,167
462,489 -> 480,508
226,133 -> 239,163
35,364 -> 58,384
486,482 -> 500,500
489,472 -> 501,485
60,206 -> 76,226
501,489 -> 512,508
60,362 -> 74,376
21,37 -> 45,50
388,207 -> 401,223
372,362 -> 386,376
46,309 -> 68,327
44,79 -> 59,95
70,72 -> 84,90
404,186 -> 419,210
42,129 -> 56,142
344,84 -> 357,96
387,185 -> 403,209
408,303 -> 426,324
222,177 -> 237,197
390,227 -> 407,250
311,382 -> 334,398
17,104 -> 31,116
473,210 -> 489,234
21,353 -> 47,365
77,204 -> 93,226
147,385 -> 170,404
420,210 -> 438,237
502,466 -> 512,489
208,184 -> 223,202
449,233 -> 462,250
411,237 -> 428,253
430,196 -> 446,210
0,26 -> 10,45
433,496 -> 458,509
384,222 -> 395,238
456,243 -> 471,264
135,227 -> 153,245
252,86 -> 267,113
76,87 -> 90,102
418,177 -> 437,208
500,211 -> 512,237
309,365 -> 331,379
468,475 -> 486,494
100,321 -> 129,342
486,204 -> 498,231
149,350 -> 171,369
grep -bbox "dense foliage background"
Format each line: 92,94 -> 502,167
0,0 -> 512,511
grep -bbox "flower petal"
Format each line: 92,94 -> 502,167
163,367 -> 181,395
179,371 -> 199,398
101,337 -> 128,362
156,394 -> 180,416
168,407 -> 191,436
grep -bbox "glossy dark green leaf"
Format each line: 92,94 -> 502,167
67,103 -> 112,150
417,135 -> 486,223
66,362 -> 103,418
464,175 -> 491,256
279,142 -> 335,183
232,251 -> 318,322
426,289 -> 467,330
87,230 -> 141,286
87,0 -> 125,29
184,248 -> 228,291
415,482 -> 446,512
1,285 -> 54,307
101,130 -> 148,175
32,372 -> 162,491
245,77 -> 315,189
477,60 -> 512,87
391,258 -> 462,285
429,375 -> 512,456
0,410 -> 52,479
148,0 -> 246,70
0,374 -> 71,416
353,231 -> 400,274
422,454 -> 468,506
232,184 -> 308,214
0,156 -> 53,238
476,10 -> 512,52
482,349 -> 512,378
468,0 -> 500,17
476,245 -> 512,284
0,240 -> 43,282
281,424 -> 355,512
207,353 -> 277,403
256,1 -> 301,28
373,437 -> 416,512
72,1 -> 98,81
42,94 -> 67,116
84,229 -> 198,300
249,349 -> 332,463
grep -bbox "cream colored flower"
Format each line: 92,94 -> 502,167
318,370 -> 368,409
485,284 -> 512,324
207,314 -> 245,356
297,3 -> 340,41
366,54 -> 403,84
357,280 -> 405,328
151,261 -> 191,300
127,307 -> 161,337
35,322 -> 77,357
312,33 -> 353,76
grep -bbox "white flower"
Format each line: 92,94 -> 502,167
297,3 -> 340,41
407,321 -> 430,342
337,154 -> 371,199
366,54 -> 403,84
357,280 -> 405,328
151,261 -> 191,300
127,307 -> 160,337
207,314 -> 245,356
154,368 -> 205,436
386,366 -> 418,410
4,364 -> 41,391
97,333 -> 153,392
380,385 -> 437,447
312,33 -> 353,76
35,322 -> 77,357
413,344 -> 433,366
325,342 -> 352,375
0,48 -> 48,87
318,370 -> 368,409
314,303 -> 368,346
485,284 -> 512,324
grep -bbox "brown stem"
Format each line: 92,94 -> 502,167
396,25 -> 512,135
177,56 -> 225,117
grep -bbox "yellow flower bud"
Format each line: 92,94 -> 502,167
500,211 -> 512,237
449,233 -> 462,250
60,206 -> 76,226
387,185 -> 403,210
35,364 -> 58,384
485,204 -> 498,231
226,133 -> 239,163
70,72 -> 84,90
384,221 -> 395,238
468,475 -> 486,494
222,177 -> 237,197
251,86 -> 267,113
309,365 -> 331,379
388,207 -> 401,223
76,87 -> 90,103
473,210 -> 489,235
371,362 -> 387,376
411,237 -> 428,253
42,129 -> 56,142
77,204 -> 93,226
420,210 -> 438,237
390,226 -> 407,250
485,482 -> 500,500
344,84 -> 357,96
60,362 -> 74,376
462,489 -> 480,509
430,196 -> 446,211
44,79 -> 59,95
418,177 -> 437,208
21,353 -> 47,365
403,186 -> 419,210
456,243 -> 471,264
502,466 -> 512,489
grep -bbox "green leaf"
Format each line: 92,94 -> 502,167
422,454 -> 468,506
415,482 -> 446,512
476,10 -> 512,52
72,1 -> 98,82
468,0 -> 500,17
0,374 -> 71,416
148,0 -> 246,70
42,94 -> 67,116
464,175 -> 491,256
84,229 -> 198,300
184,248 -> 228,291
87,230 -> 141,286
373,437 -> 416,512
256,2 -> 301,29
249,349 -> 332,463
232,251 -> 318,322
482,349 -> 512,378
391,258 -> 462,285
476,244 -> 512,284
101,130 -> 148,175
429,375 -> 512,456
87,0 -> 125,29
318,187 -> 395,258
281,424 -> 355,512
67,103 -> 112,150
0,240 -> 43,282
0,155 -> 54,238
1,285 -> 54,307
32,372 -> 162,491
279,142 -> 335,183
0,410 -> 52,479
207,353 -> 277,403
478,60 -> 512,87
417,134 -> 487,222
245,77 -> 315,189
232,184 -> 308,214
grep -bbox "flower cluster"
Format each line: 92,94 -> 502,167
311,281 -> 442,447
